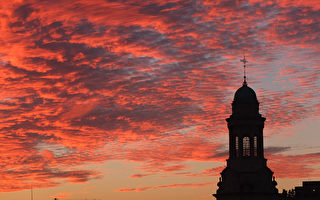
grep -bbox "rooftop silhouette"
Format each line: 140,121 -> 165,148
280,181 -> 320,200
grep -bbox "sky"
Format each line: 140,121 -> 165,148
0,0 -> 319,199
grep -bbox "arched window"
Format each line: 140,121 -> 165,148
243,137 -> 250,157
254,136 -> 257,157
235,136 -> 239,157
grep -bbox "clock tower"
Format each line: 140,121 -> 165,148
213,57 -> 279,200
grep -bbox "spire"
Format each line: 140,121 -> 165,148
30,185 -> 33,200
240,55 -> 248,85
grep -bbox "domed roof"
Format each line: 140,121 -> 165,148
233,83 -> 258,104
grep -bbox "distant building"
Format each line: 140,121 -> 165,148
280,181 -> 320,200
213,58 -> 279,200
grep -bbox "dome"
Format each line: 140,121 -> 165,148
233,84 -> 258,104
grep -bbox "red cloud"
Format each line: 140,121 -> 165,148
116,182 -> 212,192
50,192 -> 71,199
0,0 -> 319,193
269,152 -> 320,178
130,173 -> 151,178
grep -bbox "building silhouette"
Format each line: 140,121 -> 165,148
213,66 -> 279,200
211,58 -> 320,200
294,181 -> 320,200
280,181 -> 320,200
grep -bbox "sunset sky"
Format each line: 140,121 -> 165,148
0,0 -> 319,199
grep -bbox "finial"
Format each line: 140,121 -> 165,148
240,54 -> 248,85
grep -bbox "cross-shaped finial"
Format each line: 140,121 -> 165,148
240,55 -> 247,65
240,55 -> 248,85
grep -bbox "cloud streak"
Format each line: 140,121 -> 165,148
116,182 -> 212,192
0,0 -> 319,192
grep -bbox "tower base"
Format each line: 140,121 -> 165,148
213,192 -> 280,200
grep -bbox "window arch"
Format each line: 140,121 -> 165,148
235,136 -> 239,157
254,136 -> 257,157
243,137 -> 250,157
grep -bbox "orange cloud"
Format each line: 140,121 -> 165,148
50,192 -> 71,199
116,182 -> 212,192
0,0 -> 319,193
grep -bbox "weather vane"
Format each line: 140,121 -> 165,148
240,54 -> 248,85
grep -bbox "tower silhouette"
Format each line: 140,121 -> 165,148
213,59 -> 279,200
